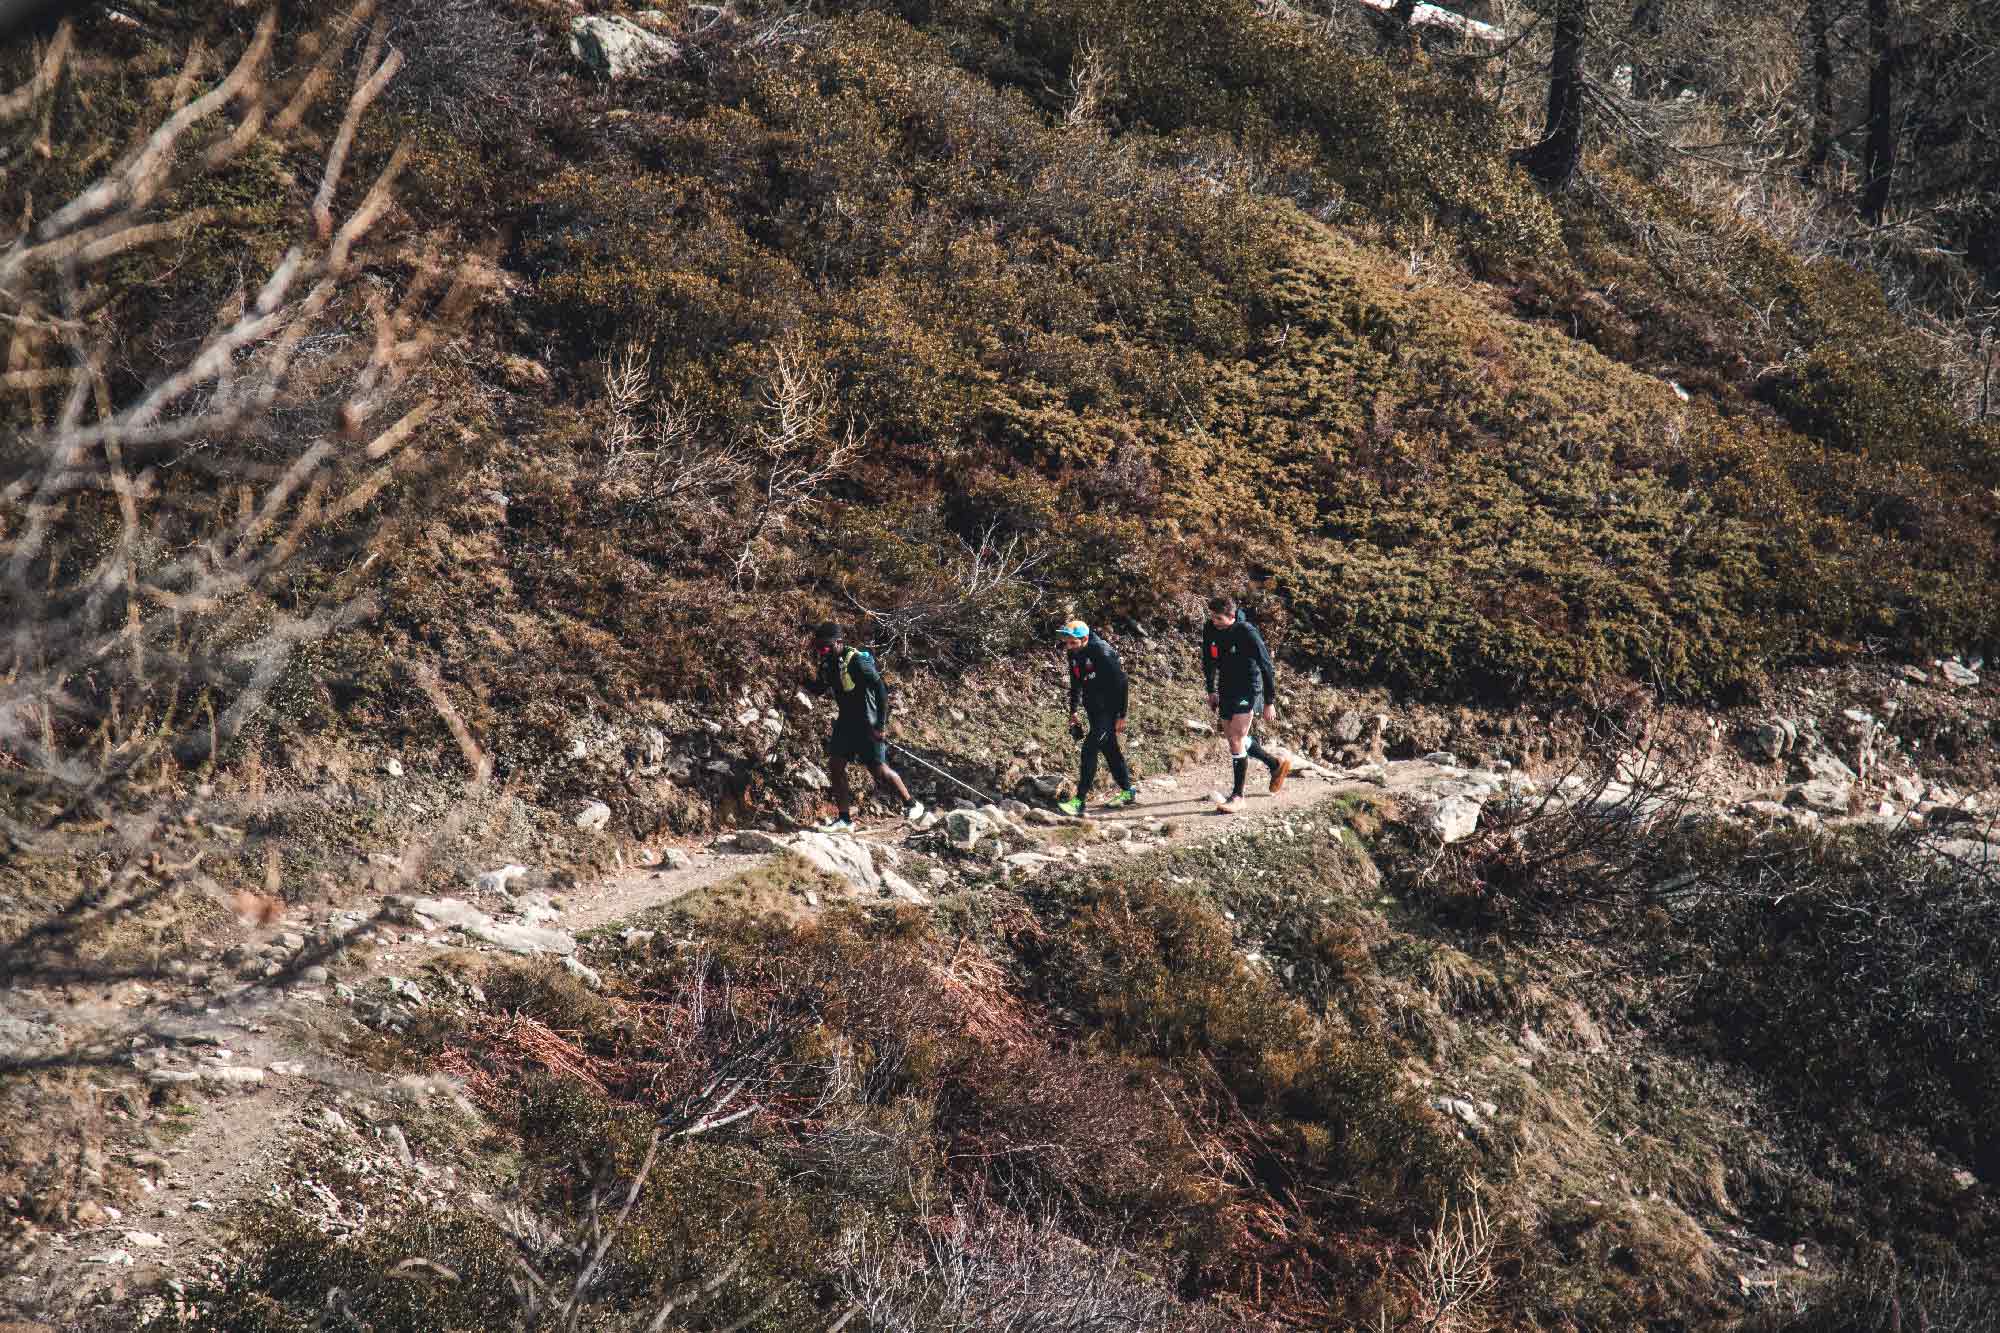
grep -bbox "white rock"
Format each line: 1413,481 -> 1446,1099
569,14 -> 682,80
793,762 -> 831,791
1430,1096 -> 1483,1127
574,801 -> 612,833
1422,751 -> 1462,768
1892,775 -> 1924,805
659,849 -> 693,871
1941,661 -> 1980,687
944,809 -> 991,852
1797,751 -> 1857,786
1788,781 -> 1850,814
560,956 -> 603,990
781,831 -> 883,891
732,829 -> 789,854
1183,717 -> 1213,734
383,757 -> 404,778
880,870 -> 929,904
269,1061 -> 307,1077
1003,851 -> 1062,878
397,897 -> 577,957
85,1250 -> 134,1266
1148,776 -> 1180,791
474,864 -> 530,895
201,1066 -> 266,1087
1422,796 -> 1482,844
122,1231 -> 167,1250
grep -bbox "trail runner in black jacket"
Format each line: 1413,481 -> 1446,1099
1056,619 -> 1137,815
806,622 -> 923,831
1201,596 -> 1290,814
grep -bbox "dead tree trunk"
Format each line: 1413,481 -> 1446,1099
1862,0 -> 1896,221
1803,0 -> 1836,183
1516,0 -> 1590,188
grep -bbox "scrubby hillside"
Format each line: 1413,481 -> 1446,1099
4,0 -> 2000,1330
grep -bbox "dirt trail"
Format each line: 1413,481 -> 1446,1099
577,750 -> 1458,928
15,746 -> 1466,1322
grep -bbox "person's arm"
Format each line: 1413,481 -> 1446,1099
1201,627 -> 1219,696
1067,659 -> 1082,716
1245,622 -> 1276,701
856,653 -> 889,732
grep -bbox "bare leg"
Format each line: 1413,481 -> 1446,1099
829,756 -> 854,817
867,761 -> 912,806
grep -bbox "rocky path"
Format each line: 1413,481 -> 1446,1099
18,712 -> 1998,1324
12,745 -> 1498,1322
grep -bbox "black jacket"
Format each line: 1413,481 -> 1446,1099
1201,618 -> 1276,702
1066,633 -> 1129,718
813,647 -> 887,731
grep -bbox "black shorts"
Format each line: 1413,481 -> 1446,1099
1218,690 -> 1263,722
828,724 -> 887,765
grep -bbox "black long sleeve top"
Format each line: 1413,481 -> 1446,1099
1067,633 -> 1129,718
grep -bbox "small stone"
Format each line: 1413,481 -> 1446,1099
560,956 -> 603,990
382,1124 -> 414,1169
301,965 -> 330,985
620,929 -> 657,951
474,864 -> 530,895
383,757 -> 403,778
569,14 -> 682,79
1951,1169 -> 1978,1191
659,849 -> 693,871
1941,661 -> 1979,687
793,762 -> 831,791
269,1061 -> 307,1077
1422,751 -> 1463,768
85,1249 -> 135,1266
1422,796 -> 1481,844
1183,717 -> 1213,734
122,1230 -> 167,1250
574,801 -> 612,833
1791,1243 -> 1809,1270
201,1066 -> 266,1088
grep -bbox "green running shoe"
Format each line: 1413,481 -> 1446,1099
1102,788 -> 1138,809
1056,797 -> 1084,817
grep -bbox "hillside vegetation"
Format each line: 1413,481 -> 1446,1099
4,0 -> 2000,1330
6,0 -> 1994,810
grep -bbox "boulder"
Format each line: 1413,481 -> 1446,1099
395,896 -> 577,957
1421,795 -> 1482,844
1752,722 -> 1789,761
474,864 -> 530,895
1787,780 -> 1851,814
944,809 -> 991,852
1796,751 -> 1857,786
569,15 -> 682,80
1332,710 -> 1366,744
782,831 -> 881,890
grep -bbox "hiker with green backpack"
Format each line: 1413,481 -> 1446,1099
1057,618 -> 1139,816
807,622 -> 924,831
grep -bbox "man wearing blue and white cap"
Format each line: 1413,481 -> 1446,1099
1057,619 -> 1137,816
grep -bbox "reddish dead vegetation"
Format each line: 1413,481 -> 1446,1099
421,913 -> 1441,1326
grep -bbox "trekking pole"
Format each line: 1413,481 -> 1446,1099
887,741 -> 997,806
